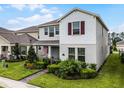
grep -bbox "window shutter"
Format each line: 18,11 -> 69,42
81,21 -> 85,34
68,23 -> 72,35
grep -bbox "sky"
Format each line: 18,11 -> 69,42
0,4 -> 124,32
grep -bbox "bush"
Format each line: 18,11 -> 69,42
81,62 -> 87,69
47,64 -> 60,75
35,62 -> 46,69
80,68 -> 97,79
58,60 -> 82,79
43,57 -> 50,65
24,63 -> 34,69
121,53 -> 124,63
89,64 -> 96,70
27,45 -> 37,63
6,59 -> 22,62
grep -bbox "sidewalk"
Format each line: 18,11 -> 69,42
0,77 -> 39,88
20,69 -> 48,83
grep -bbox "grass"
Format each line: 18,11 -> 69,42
28,53 -> 124,88
0,61 -> 39,80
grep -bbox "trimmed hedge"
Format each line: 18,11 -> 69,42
47,60 -> 97,79
47,64 -> 60,75
80,68 -> 97,79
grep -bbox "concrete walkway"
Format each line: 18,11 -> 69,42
20,69 -> 48,83
0,77 -> 39,88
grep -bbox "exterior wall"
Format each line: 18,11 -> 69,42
59,11 -> 97,65
60,44 -> 96,64
117,45 -> 124,51
28,33 -> 38,39
96,19 -> 109,69
39,26 -> 59,41
59,11 -> 96,45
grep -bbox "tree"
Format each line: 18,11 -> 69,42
27,45 -> 37,63
120,32 -> 124,40
13,43 -> 20,59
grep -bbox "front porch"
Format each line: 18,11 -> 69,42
34,40 -> 59,60
0,44 -> 30,59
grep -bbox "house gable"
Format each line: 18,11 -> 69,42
0,35 -> 10,44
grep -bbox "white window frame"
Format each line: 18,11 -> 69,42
68,48 -> 75,60
55,25 -> 59,35
49,26 -> 54,37
77,48 -> 85,62
72,21 -> 81,35
44,27 -> 48,35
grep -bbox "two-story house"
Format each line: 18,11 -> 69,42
34,8 -> 110,70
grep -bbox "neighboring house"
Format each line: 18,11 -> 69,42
0,28 -> 38,59
34,8 -> 110,70
15,26 -> 39,39
117,41 -> 124,51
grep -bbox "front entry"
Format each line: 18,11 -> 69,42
51,46 -> 59,60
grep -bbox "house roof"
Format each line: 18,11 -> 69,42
0,33 -> 38,45
33,40 -> 59,46
17,34 -> 38,45
0,27 -> 14,33
38,8 -> 109,31
38,19 -> 59,27
117,41 -> 124,45
16,26 -> 39,33
0,33 -> 19,43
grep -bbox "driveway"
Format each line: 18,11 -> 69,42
0,76 -> 39,88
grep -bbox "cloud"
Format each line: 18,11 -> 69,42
7,5 -> 62,30
7,14 -> 54,30
28,4 -> 45,11
40,7 -> 59,14
10,4 -> 45,11
10,4 -> 26,11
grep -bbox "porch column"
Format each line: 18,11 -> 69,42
27,46 -> 30,54
48,46 -> 51,58
8,46 -> 11,54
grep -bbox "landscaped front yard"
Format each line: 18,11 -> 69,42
0,61 -> 39,80
28,53 -> 124,88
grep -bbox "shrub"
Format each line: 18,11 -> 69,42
43,57 -> 50,65
58,60 -> 82,79
35,62 -> 46,69
6,59 -> 20,62
81,62 -> 87,69
121,53 -> 124,63
27,45 -> 38,63
47,64 -> 60,75
25,63 -> 34,69
80,68 -> 97,79
89,64 -> 96,70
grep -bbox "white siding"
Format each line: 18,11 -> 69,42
96,19 -> 109,69
59,11 -> 97,66
39,26 -> 59,41
60,44 -> 96,64
60,11 -> 96,45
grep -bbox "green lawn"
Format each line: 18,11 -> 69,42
28,53 -> 124,88
0,61 -> 39,80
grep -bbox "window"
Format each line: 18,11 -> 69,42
73,22 -> 80,35
55,25 -> 59,35
20,46 -> 27,55
44,27 -> 48,35
2,46 -> 8,52
68,48 -> 75,60
78,48 -> 85,62
49,26 -> 54,37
